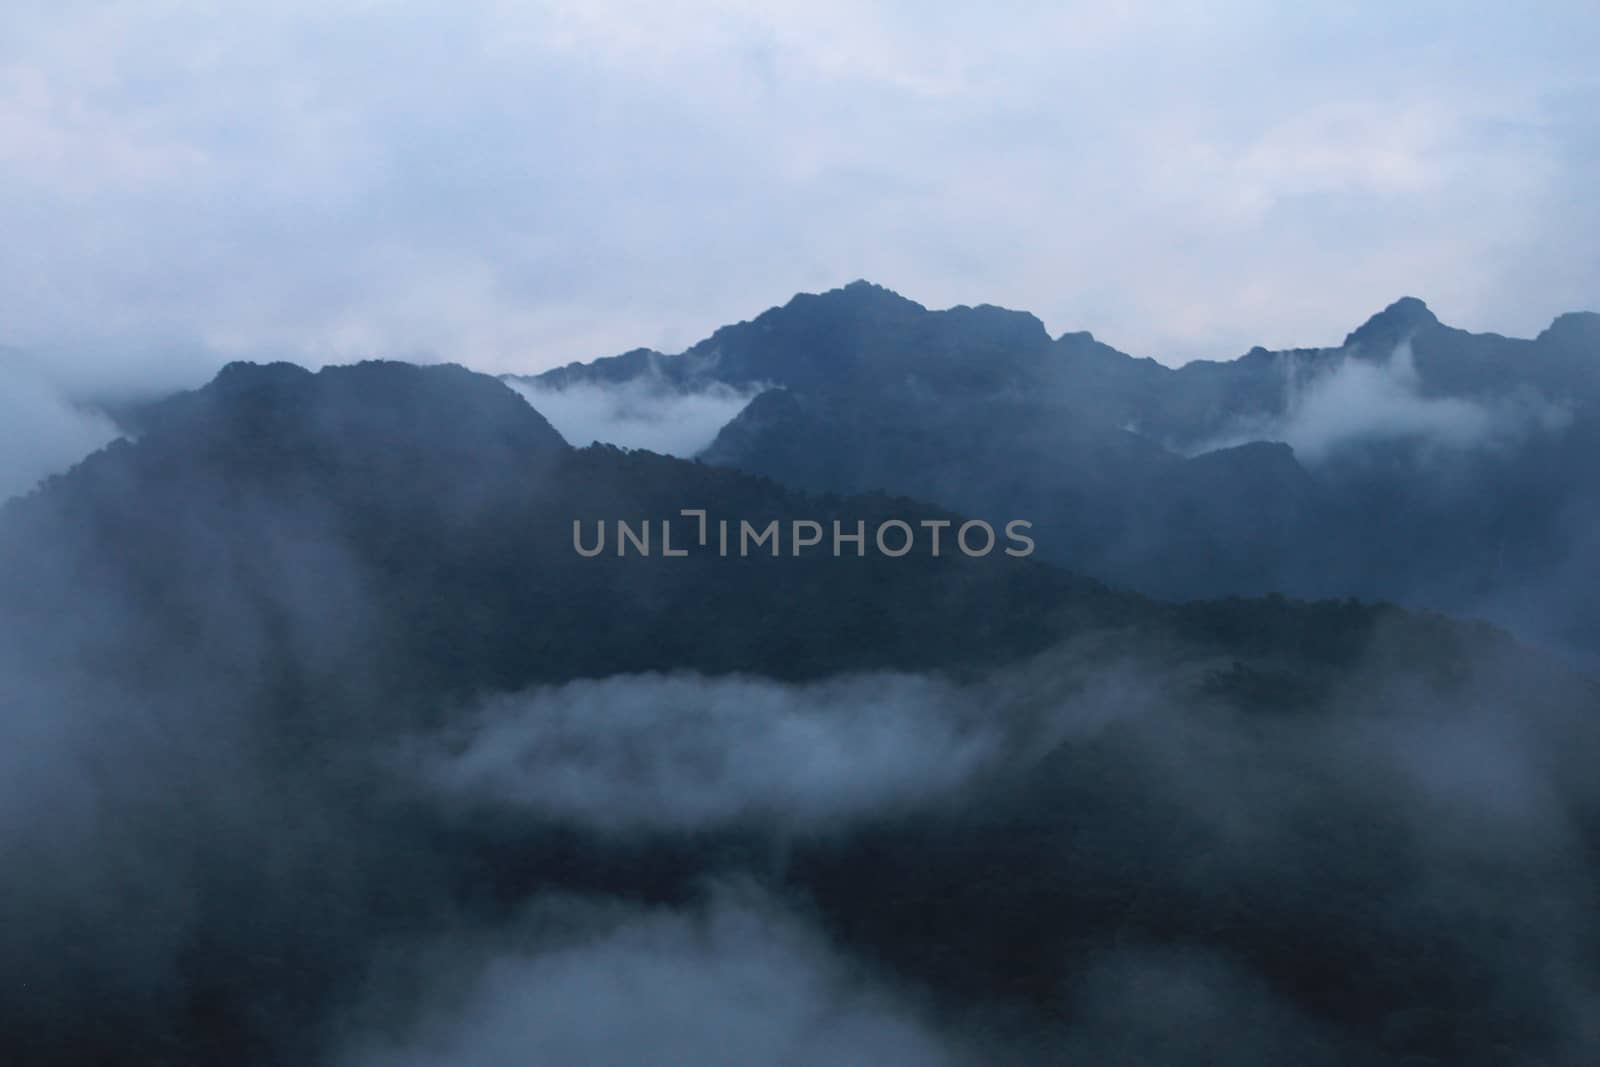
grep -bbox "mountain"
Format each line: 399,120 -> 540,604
6,358 -> 1599,1066
5,361 -> 1122,712
533,283 -> 1600,658
532,280 -> 1057,397
9,359 -> 1500,734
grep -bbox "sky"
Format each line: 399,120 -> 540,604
1,0 -> 1596,383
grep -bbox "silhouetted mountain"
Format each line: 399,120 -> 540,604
537,283 -> 1600,658
7,362 -> 1134,715
533,280 -> 1056,399
1342,295 -> 1440,351
12,358 -> 1512,724
5,357 -> 1598,1067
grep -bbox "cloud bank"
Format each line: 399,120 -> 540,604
0,355 -> 121,501
506,378 -> 759,456
6,595 -> 1600,1063
409,672 -> 999,831
1200,341 -> 1572,461
339,889 -> 962,1067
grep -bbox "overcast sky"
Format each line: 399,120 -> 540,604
1,0 -> 1596,382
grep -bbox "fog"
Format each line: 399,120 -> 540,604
5,588 -> 1599,1062
337,887 -> 962,1067
0,337 -> 230,501
326,633 -> 1600,1064
0,355 -> 121,501
2,2 -> 1595,1061
505,378 -> 760,456
1200,341 -> 1572,461
2,365 -> 1597,1064
409,672 -> 997,831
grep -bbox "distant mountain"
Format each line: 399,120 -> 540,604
533,283 -> 1600,658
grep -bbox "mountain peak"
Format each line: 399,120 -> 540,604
798,279 -> 926,314
212,360 -> 313,392
841,277 -> 907,296
137,360 -> 568,456
1343,296 -> 1440,350
1537,310 -> 1600,347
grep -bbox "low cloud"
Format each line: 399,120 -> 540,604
7,500 -> 1600,1067
506,378 -> 759,456
1202,341 -> 1570,461
339,887 -> 962,1067
0,355 -> 121,501
408,672 -> 1001,832
381,637 -> 1600,1063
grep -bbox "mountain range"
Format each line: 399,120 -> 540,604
3,297 -> 1599,1065
522,281 -> 1600,659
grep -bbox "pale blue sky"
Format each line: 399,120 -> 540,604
1,1 -> 1596,379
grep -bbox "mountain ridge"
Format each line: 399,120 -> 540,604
7,353 -> 1599,1067
515,282 -> 1600,660
525,280 -> 1593,384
